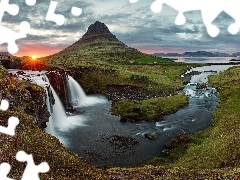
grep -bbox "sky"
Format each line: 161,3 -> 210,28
1,0 -> 240,57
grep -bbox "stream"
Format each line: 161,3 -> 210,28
8,64 -> 235,167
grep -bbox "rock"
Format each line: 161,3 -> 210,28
177,132 -> 191,143
120,117 -> 135,123
144,132 -> 158,140
161,149 -> 171,156
196,83 -> 207,89
164,139 -> 178,149
131,75 -> 149,83
80,21 -> 119,43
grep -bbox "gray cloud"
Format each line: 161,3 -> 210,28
1,0 -> 240,56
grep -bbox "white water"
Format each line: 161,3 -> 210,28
68,75 -> 106,107
68,76 -> 87,104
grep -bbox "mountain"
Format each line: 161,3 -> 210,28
48,21 -> 149,62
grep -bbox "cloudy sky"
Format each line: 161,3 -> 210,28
1,0 -> 240,57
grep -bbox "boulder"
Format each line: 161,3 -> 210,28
144,132 -> 158,140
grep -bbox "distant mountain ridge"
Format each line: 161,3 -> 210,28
49,21 -> 149,62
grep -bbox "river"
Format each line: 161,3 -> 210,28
7,63 -> 237,167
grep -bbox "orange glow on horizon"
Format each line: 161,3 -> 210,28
13,45 -> 66,57
31,55 -> 39,60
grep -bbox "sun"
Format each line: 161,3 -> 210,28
31,55 -> 38,60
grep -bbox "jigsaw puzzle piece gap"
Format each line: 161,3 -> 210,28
16,151 -> 50,180
71,6 -> 82,16
175,12 -> 186,25
0,116 -> 19,136
201,5 -> 222,37
228,23 -> 239,35
0,100 -> 9,111
46,1 -> 65,26
0,0 -> 19,22
129,0 -> 138,3
0,163 -> 15,180
25,0 -> 36,6
150,0 -> 163,13
223,1 -> 240,35
0,21 -> 30,54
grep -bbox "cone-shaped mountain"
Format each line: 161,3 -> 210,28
52,21 -> 149,62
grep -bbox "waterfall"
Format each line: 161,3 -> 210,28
67,75 -> 106,107
44,90 -> 55,135
49,86 -> 68,129
68,75 -> 87,105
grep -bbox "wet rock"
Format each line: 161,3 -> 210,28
177,132 -> 191,143
46,70 -> 69,109
17,70 -> 25,75
196,83 -> 207,89
144,132 -> 157,140
181,71 -> 202,84
120,117 -> 134,123
164,139 -> 178,149
161,149 -> 171,156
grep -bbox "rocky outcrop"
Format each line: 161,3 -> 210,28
24,84 -> 50,128
144,132 -> 158,140
104,84 -> 170,101
46,70 -> 70,110
78,21 -> 120,44
2,70 -> 50,129
196,82 -> 207,89
162,132 -> 191,155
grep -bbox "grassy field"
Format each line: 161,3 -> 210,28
111,94 -> 189,121
2,62 -> 240,178
146,66 -> 240,172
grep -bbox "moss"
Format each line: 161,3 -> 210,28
149,66 -> 240,170
0,65 -> 106,179
110,94 -> 189,121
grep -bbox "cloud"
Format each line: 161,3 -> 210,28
1,0 -> 240,56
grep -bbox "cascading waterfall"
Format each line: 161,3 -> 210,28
67,75 -> 106,107
48,86 -> 68,129
7,70 -> 105,147
68,75 -> 87,105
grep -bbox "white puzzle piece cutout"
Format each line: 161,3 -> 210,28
0,0 -> 19,22
16,151 -> 50,180
71,6 -> 82,16
130,0 -> 240,37
46,1 -> 65,26
0,116 -> 19,136
0,100 -> 9,111
0,163 -> 14,180
0,21 -> 30,54
25,0 -> 36,6
0,100 -> 19,136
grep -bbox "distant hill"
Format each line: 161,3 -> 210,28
47,21 -> 149,63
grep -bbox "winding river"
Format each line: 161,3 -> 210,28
8,64 -> 236,167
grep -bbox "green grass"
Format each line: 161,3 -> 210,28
133,57 -> 174,64
0,65 -> 105,179
147,66 -> 240,170
110,94 -> 189,121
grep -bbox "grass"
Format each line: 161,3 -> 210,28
2,62 -> 240,178
146,66 -> 240,170
0,65 -> 106,179
110,94 -> 189,121
133,57 -> 174,64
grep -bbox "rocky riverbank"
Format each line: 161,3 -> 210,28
5,69 -> 50,129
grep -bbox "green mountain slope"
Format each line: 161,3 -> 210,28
47,21 -> 149,63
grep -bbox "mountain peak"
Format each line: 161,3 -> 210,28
79,21 -> 118,43
87,21 -> 110,34
54,21 -> 148,62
